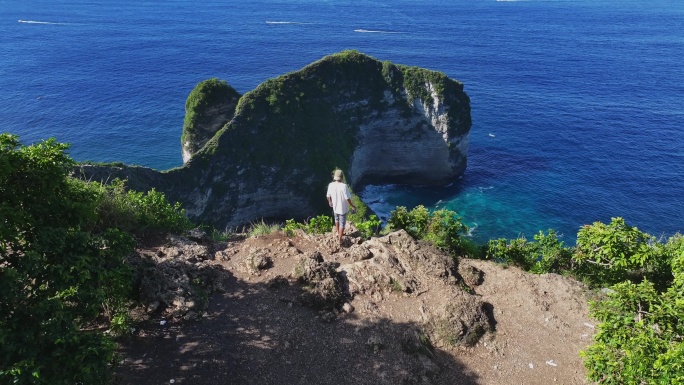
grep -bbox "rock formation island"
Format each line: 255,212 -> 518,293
78,51 -> 471,228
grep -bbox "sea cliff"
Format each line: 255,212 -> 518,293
76,51 -> 471,228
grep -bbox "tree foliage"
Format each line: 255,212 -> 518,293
387,205 -> 468,255
0,134 -> 192,384
486,230 -> 574,273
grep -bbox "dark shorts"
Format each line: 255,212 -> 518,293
333,212 -> 347,228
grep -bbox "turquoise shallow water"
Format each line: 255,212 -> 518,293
2,0 -> 683,243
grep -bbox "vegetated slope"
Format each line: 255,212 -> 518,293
76,50 -> 471,230
113,228 -> 593,385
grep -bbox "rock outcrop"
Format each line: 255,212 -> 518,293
181,78 -> 241,163
75,51 -> 471,229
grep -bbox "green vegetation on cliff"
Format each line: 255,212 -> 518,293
191,50 -> 470,217
0,134 -> 191,385
182,78 -> 240,151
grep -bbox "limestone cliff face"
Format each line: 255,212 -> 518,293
77,51 -> 471,228
351,84 -> 470,186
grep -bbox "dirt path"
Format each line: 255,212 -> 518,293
113,231 -> 595,385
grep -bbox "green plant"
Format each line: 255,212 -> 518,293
580,232 -> 684,384
424,209 -> 468,254
305,215 -> 333,234
582,278 -> 684,383
486,236 -> 536,269
459,237 -> 486,259
94,178 -> 193,235
574,217 -> 660,287
248,219 -> 281,237
0,134 -> 135,385
388,206 -> 469,255
389,277 -> 403,292
108,312 -> 132,337
283,218 -> 302,237
485,230 -> 573,273
355,214 -> 382,239
388,205 -> 430,239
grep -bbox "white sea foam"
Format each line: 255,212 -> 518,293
466,223 -> 478,237
18,20 -> 67,25
354,29 -> 404,34
265,21 -> 313,25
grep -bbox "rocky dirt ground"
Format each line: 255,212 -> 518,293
112,227 -> 597,385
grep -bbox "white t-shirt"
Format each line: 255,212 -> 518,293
326,181 -> 351,215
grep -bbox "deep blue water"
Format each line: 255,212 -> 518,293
2,0 -> 683,243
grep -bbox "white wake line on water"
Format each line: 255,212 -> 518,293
265,21 -> 315,25
18,20 -> 68,25
354,29 -> 405,34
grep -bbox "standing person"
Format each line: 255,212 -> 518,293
326,169 -> 357,242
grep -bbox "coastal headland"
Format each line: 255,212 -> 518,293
75,50 -> 471,229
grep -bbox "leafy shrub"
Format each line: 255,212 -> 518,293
486,236 -> 537,269
283,218 -> 302,237
581,232 -> 683,384
0,134 -> 134,384
574,217 -> 661,287
305,215 -> 334,234
355,214 -> 382,239
0,134 -> 196,384
387,206 -> 468,255
425,209 -> 469,254
532,230 -> 575,274
459,237 -> 487,259
388,205 -> 430,239
94,178 -> 193,235
485,230 -> 573,273
582,272 -> 684,384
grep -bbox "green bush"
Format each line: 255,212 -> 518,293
388,205 -> 430,239
94,178 -> 193,235
424,209 -> 468,254
485,230 -> 573,273
305,215 -> 333,234
355,214 -> 382,239
283,218 -> 302,237
0,134 -> 134,384
387,206 -> 469,255
582,261 -> 684,384
486,236 -> 537,270
574,217 -> 662,287
0,134 -> 195,384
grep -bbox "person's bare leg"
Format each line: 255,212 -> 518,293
334,221 -> 340,240
338,225 -> 344,241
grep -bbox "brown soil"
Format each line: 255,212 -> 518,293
112,229 -> 596,385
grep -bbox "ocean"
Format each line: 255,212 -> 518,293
2,0 -> 683,244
